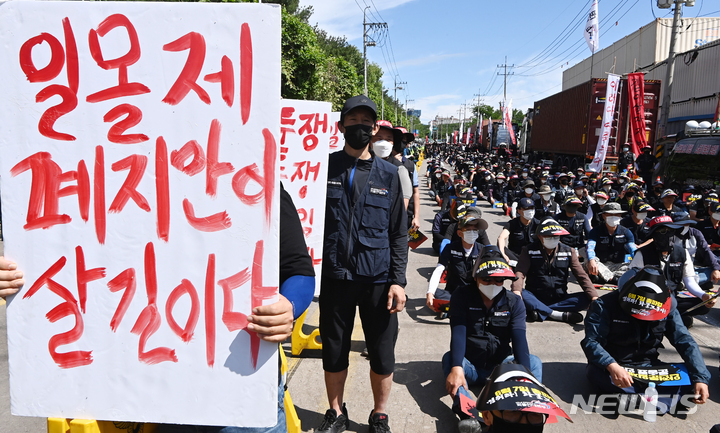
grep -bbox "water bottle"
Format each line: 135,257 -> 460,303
643,382 -> 658,422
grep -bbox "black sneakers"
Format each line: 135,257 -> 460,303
562,311 -> 584,324
316,404 -> 349,433
368,411 -> 391,433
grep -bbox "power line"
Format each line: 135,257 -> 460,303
516,0 -> 642,77
516,0 -> 592,68
519,0 -> 626,74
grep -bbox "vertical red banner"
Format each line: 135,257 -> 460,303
627,73 -> 647,155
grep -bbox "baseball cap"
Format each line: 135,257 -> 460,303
476,364 -> 572,422
518,197 -> 535,209
340,95 -> 377,123
633,201 -> 655,213
660,189 -> 678,199
536,218 -> 570,237
617,266 -> 671,321
472,247 -> 516,279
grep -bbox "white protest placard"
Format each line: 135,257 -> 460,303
0,1 -> 281,427
280,100 -> 332,295
330,112 -> 345,152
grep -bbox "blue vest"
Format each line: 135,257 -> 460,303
323,151 -> 398,282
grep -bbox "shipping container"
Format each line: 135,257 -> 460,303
529,78 -> 661,171
563,17 -> 720,91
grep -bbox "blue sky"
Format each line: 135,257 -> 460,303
298,0 -> 716,124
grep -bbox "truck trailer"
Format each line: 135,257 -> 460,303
528,78 -> 661,172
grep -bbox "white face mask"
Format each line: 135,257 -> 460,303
462,230 -> 479,244
575,189 -> 584,197
524,188 -> 534,195
485,176 -> 491,181
541,179 -> 547,184
713,212 -> 720,221
479,284 -> 504,300
435,173 -> 441,178
681,226 -> 690,235
605,216 -> 621,227
522,173 -> 528,178
522,209 -> 535,220
618,179 -> 625,184
602,185 -> 611,191
540,193 -> 551,201
596,198 -> 607,206
636,212 -> 647,220
498,179 -> 504,184
542,237 -> 560,250
372,140 -> 393,158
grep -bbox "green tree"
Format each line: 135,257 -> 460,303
280,9 -> 326,100
512,108 -> 525,124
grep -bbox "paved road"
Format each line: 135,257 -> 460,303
286,161 -> 720,433
3,161 -> 720,432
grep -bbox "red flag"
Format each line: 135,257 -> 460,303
627,73 -> 647,156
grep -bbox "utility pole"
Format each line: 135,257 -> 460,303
659,0 -> 686,144
381,87 -> 384,120
473,92 -> 483,127
363,8 -> 387,96
407,99 -> 415,132
497,56 -> 515,101
394,75 -> 406,124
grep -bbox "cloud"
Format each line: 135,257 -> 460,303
301,0 -> 417,41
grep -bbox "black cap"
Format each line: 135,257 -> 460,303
476,364 -> 572,422
518,197 -> 535,209
340,95 -> 378,123
472,247 -> 516,279
617,266 -> 671,321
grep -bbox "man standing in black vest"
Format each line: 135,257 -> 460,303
511,219 -> 598,324
318,95 -> 408,433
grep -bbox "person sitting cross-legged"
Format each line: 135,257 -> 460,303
511,218 -> 599,324
586,202 -> 637,285
581,266 -> 711,417
442,248 -> 542,433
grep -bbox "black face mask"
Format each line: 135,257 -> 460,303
625,191 -> 635,198
654,232 -> 675,251
491,417 -> 544,433
343,124 -> 373,150
559,179 -> 568,186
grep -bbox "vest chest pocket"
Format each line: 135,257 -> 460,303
354,234 -> 390,277
362,193 -> 391,230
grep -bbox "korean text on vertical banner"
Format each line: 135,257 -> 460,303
280,100 -> 332,295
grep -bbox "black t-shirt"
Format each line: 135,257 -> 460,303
280,184 -> 315,284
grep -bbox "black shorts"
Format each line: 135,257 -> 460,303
319,278 -> 398,375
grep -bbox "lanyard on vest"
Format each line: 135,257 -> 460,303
347,161 -> 358,199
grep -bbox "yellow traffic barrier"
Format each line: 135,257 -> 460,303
46,336 -> 309,433
48,418 -> 156,433
279,349 -> 301,433
291,309 -> 322,356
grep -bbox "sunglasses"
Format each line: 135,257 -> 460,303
655,227 -> 675,235
498,411 -> 547,426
